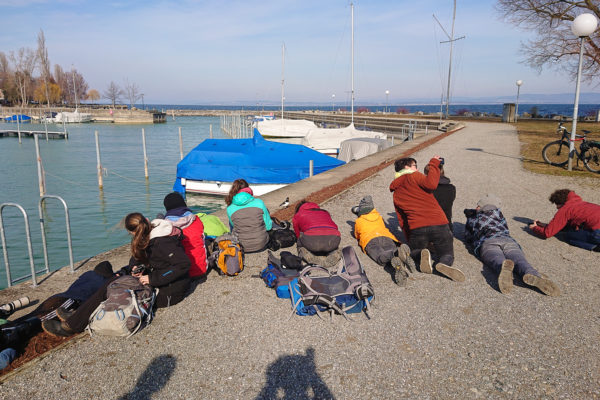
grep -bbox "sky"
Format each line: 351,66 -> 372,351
0,0 -> 597,105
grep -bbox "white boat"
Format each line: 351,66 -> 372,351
53,110 -> 92,123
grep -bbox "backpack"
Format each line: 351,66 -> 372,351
87,275 -> 156,337
268,218 -> 297,251
289,246 -> 374,320
209,233 -> 244,276
260,251 -> 301,298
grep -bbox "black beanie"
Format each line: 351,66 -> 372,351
163,192 -> 187,211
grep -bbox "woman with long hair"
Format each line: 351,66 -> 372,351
226,179 -> 272,253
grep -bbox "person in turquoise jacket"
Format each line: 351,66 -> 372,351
225,179 -> 272,253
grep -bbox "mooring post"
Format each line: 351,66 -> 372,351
210,124 -> 213,139
142,128 -> 149,179
178,126 -> 183,160
17,114 -> 21,144
309,160 -> 314,177
95,130 -> 103,189
34,134 -> 46,196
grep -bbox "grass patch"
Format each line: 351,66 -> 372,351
516,120 -> 600,178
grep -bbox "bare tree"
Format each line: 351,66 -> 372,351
37,29 -> 52,107
54,64 -> 68,104
86,89 -> 100,102
496,0 -> 600,82
103,81 -> 123,108
9,48 -> 37,107
124,78 -> 141,109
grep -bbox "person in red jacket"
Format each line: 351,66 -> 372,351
162,192 -> 208,278
292,200 -> 341,268
389,156 -> 465,282
529,189 -> 600,252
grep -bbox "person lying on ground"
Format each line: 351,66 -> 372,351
162,192 -> 208,278
225,179 -> 272,253
529,189 -> 600,252
42,213 -> 191,337
351,195 -> 416,286
390,156 -> 465,282
424,162 -> 456,233
292,200 -> 341,268
465,194 -> 560,296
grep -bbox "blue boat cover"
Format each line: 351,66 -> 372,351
4,114 -> 31,122
173,129 -> 345,193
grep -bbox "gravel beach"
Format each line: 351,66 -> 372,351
1,122 -> 599,399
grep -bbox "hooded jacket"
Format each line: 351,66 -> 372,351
433,175 -> 456,226
226,191 -> 272,252
389,158 -> 448,237
354,209 -> 398,251
165,207 -> 208,278
292,202 -> 340,238
532,191 -> 600,238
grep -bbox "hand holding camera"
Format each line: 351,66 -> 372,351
131,264 -> 148,276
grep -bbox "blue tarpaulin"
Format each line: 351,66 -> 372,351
173,129 -> 344,193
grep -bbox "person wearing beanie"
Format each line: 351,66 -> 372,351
352,196 -> 416,286
163,192 -> 208,278
225,179 -> 272,253
390,156 -> 465,282
529,189 -> 600,252
464,194 -> 560,296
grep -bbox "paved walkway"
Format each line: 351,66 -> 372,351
2,122 -> 599,399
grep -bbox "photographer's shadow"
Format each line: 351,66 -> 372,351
118,354 -> 177,400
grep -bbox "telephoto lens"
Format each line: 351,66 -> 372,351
0,297 -> 30,318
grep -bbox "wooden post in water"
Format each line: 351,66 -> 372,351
16,113 -> 21,144
95,130 -> 103,189
34,134 -> 46,196
43,114 -> 49,141
309,160 -> 314,177
142,128 -> 149,179
178,127 -> 183,160
210,124 -> 213,139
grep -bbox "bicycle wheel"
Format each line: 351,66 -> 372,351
583,142 -> 600,173
542,140 -> 570,166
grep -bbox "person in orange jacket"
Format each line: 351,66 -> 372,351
352,196 -> 416,286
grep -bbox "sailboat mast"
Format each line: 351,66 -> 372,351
281,43 -> 285,121
72,67 -> 78,111
351,2 -> 355,125
445,0 -> 456,119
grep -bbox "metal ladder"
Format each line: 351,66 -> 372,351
0,195 -> 74,287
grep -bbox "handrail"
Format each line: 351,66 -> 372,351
38,195 -> 74,274
0,203 -> 38,287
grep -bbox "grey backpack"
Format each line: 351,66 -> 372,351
87,275 -> 156,337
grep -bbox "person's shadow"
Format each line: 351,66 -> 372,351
256,347 -> 335,400
118,354 -> 177,400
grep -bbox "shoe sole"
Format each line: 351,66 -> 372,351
41,320 -> 71,338
420,249 -> 433,274
394,267 -> 409,287
56,308 -> 73,322
498,260 -> 514,294
523,274 -> 561,296
398,244 -> 416,273
435,263 -> 466,282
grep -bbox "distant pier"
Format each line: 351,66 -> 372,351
0,130 -> 68,139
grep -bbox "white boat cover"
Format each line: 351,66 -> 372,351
256,118 -> 317,138
337,137 -> 391,162
54,111 -> 92,123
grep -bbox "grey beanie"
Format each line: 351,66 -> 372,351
353,196 -> 374,216
477,193 -> 501,209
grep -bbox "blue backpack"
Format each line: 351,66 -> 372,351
260,252 -> 301,299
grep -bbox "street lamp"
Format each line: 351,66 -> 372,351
515,80 -> 523,122
385,90 -> 390,113
141,93 -> 145,110
331,94 -> 335,113
568,13 -> 598,171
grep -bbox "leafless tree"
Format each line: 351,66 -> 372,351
9,47 -> 37,107
69,68 -> 88,107
496,0 -> 600,82
124,78 -> 142,109
103,81 -> 124,108
54,64 -> 68,104
36,29 -> 52,107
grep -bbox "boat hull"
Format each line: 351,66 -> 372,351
180,178 -> 286,197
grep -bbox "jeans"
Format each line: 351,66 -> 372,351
364,236 -> 397,266
297,234 -> 340,255
479,236 -> 538,277
408,224 -> 454,266
564,229 -> 600,251
0,348 -> 17,369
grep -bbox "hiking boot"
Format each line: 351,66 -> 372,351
398,244 -> 416,273
419,249 -> 433,274
498,259 -> 514,294
42,319 -> 74,338
435,263 -> 466,282
56,307 -> 75,322
522,274 -> 561,296
393,265 -> 409,287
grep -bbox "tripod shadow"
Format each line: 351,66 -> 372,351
256,347 -> 335,400
118,354 -> 177,400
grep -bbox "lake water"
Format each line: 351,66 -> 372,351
0,116 -> 226,289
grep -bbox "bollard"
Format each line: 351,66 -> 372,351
309,160 -> 314,177
210,124 -> 213,139
142,128 -> 149,179
95,130 -> 103,189
179,126 -> 183,160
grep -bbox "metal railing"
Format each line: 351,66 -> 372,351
39,195 -> 74,274
0,203 -> 38,287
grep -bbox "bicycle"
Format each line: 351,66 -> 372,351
542,122 -> 600,173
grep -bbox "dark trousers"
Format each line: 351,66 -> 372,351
564,229 -> 600,251
364,236 -> 397,266
65,276 -> 118,333
479,236 -> 537,277
408,224 -> 454,266
297,234 -> 340,255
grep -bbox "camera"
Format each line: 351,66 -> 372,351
439,157 -> 445,166
132,264 -> 148,275
0,297 -> 30,318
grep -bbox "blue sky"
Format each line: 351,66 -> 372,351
0,0 -> 597,104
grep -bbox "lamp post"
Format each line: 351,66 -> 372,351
568,13 -> 598,171
141,93 -> 145,110
331,94 -> 335,113
385,90 -> 390,113
515,80 -> 522,123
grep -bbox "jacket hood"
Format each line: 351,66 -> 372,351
167,213 -> 196,229
232,191 -> 255,206
439,175 -> 451,185
150,218 -> 178,240
566,191 -> 582,204
359,209 -> 382,222
299,202 -> 320,213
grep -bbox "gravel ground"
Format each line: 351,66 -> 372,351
1,122 -> 599,399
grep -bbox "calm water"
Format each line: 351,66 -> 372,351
0,116 -> 225,289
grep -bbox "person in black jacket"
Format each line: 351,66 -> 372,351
42,212 -> 191,337
424,163 -> 456,233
